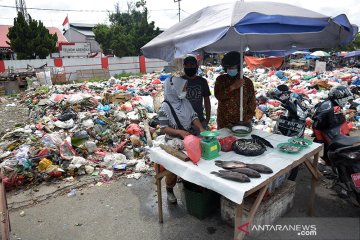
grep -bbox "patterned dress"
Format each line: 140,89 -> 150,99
214,74 -> 256,129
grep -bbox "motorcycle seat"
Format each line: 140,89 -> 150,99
329,135 -> 360,149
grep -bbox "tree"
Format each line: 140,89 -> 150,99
7,12 -> 58,59
93,0 -> 160,57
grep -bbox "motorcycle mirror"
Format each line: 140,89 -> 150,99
277,84 -> 289,92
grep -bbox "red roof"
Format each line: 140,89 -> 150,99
0,25 -> 68,48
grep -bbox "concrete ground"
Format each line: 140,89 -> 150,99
7,165 -> 360,240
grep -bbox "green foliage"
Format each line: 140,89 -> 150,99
7,12 -> 58,59
93,0 -> 160,57
113,72 -> 142,78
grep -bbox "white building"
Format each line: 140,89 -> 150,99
63,23 -> 101,53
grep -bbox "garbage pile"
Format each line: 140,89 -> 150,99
0,75 -> 164,189
1,66 -> 360,190
246,67 -> 360,135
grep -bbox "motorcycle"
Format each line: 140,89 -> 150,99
269,84 -> 311,181
312,86 -> 360,206
271,84 -> 311,138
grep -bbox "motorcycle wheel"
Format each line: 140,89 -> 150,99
338,166 -> 360,207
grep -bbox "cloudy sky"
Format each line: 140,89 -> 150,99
0,0 -> 359,32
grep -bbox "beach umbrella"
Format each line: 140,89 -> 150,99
142,1 -> 357,121
310,51 -> 330,57
292,51 -> 311,55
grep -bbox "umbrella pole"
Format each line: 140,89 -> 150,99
240,48 -> 244,122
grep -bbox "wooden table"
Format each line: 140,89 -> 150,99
151,132 -> 323,240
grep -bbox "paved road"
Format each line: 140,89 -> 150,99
8,166 -> 360,240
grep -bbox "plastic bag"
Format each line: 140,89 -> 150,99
126,124 -> 143,137
60,141 -> 77,160
183,135 -> 201,165
218,136 -> 237,152
121,102 -> 133,112
41,133 -> 63,149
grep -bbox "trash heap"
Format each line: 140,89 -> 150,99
1,66 -> 360,189
248,67 -> 360,135
0,74 -> 164,189
199,66 -> 360,135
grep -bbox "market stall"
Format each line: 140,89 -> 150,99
149,129 -> 322,240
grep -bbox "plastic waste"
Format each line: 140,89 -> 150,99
120,102 -> 133,112
37,158 -> 53,172
85,141 -> 97,153
15,144 -> 30,166
103,153 -> 127,169
58,109 -> 77,121
135,160 -> 149,172
81,119 -> 94,128
71,156 -> 88,168
54,119 -> 75,129
183,135 -> 202,165
67,189 -> 77,197
100,169 -> 114,181
94,119 -> 107,125
60,141 -> 77,160
218,136 -> 237,152
126,124 -> 143,137
97,104 -> 111,111
41,133 -> 63,149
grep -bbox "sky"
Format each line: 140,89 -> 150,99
0,0 -> 359,32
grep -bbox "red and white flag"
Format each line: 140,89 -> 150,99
62,15 -> 69,26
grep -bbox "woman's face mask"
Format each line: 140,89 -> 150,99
178,91 -> 187,99
227,69 -> 238,77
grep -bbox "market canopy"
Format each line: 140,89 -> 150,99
345,50 -> 360,58
141,1 -> 358,62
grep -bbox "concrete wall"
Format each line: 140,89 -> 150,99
0,56 -> 168,82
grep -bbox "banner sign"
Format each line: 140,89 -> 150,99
59,42 -> 90,57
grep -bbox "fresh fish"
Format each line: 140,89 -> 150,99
246,164 -> 273,174
232,139 -> 266,156
228,167 -> 261,178
215,160 -> 273,174
215,160 -> 247,169
211,170 -> 250,183
251,134 -> 274,148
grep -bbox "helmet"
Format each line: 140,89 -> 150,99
328,86 -> 353,107
221,51 -> 240,67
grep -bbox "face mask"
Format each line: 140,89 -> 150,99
184,67 -> 197,77
227,69 -> 238,77
178,91 -> 187,99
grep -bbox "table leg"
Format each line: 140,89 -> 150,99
234,185 -> 268,240
234,203 -> 244,240
308,152 -> 319,216
0,179 -> 10,240
156,165 -> 164,223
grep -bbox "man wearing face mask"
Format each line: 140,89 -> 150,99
214,51 -> 256,129
182,56 -> 211,129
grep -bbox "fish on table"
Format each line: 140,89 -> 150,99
228,167 -> 261,178
211,170 -> 250,183
215,160 -> 273,174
